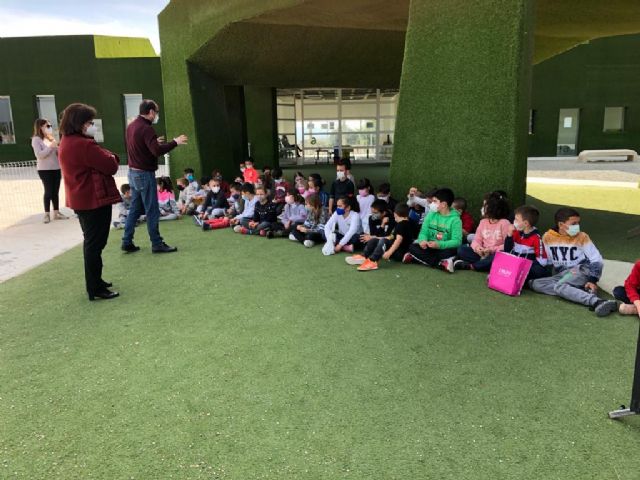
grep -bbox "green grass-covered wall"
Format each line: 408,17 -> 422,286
390,0 -> 534,207
244,86 -> 278,168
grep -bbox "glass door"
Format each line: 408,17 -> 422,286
557,108 -> 580,156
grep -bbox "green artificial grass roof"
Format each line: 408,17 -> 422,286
2,219 -> 640,479
93,35 -> 157,58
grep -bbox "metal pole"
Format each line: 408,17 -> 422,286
609,322 -> 640,419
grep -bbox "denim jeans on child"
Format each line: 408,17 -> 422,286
122,169 -> 163,247
531,264 -> 602,306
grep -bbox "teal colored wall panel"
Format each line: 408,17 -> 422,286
390,0 -> 534,207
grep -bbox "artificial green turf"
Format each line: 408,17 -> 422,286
2,220 -> 640,479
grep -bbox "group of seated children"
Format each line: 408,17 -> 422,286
170,159 -> 635,318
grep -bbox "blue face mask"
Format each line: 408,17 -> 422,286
187,174 -> 194,182
232,194 -> 240,200
336,207 -> 345,215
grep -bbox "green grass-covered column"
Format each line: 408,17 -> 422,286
390,0 -> 535,207
244,86 -> 278,168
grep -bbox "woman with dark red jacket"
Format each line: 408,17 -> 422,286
58,103 -> 121,301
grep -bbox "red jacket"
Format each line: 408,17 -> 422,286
625,261 -> 640,303
460,211 -> 476,234
59,134 -> 121,210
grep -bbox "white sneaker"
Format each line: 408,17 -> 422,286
303,240 -> 315,248
440,256 -> 456,273
233,225 -> 243,233
345,255 -> 366,265
289,233 -> 297,241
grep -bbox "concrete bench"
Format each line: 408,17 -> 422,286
578,149 -> 637,163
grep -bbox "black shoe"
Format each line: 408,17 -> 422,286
594,299 -> 618,317
202,223 -> 211,231
152,242 -> 178,253
266,231 -> 275,239
121,243 -> 140,253
99,280 -> 113,288
89,289 -> 120,301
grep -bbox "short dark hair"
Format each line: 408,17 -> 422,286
184,168 -> 194,174
452,197 -> 467,211
230,181 -> 242,191
246,157 -> 254,164
241,182 -> 255,194
59,103 -> 96,136
433,188 -> 455,207
485,195 -> 510,220
120,183 -> 130,194
200,176 -> 210,186
394,203 -> 409,217
309,173 -> 325,189
335,160 -> 347,169
262,165 -> 272,172
378,182 -> 391,195
514,205 -> 540,226
357,178 -> 373,194
139,99 -> 159,115
554,207 -> 580,228
337,195 -> 359,212
272,167 -> 283,178
371,199 -> 388,213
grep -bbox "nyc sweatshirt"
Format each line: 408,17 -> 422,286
542,229 -> 603,283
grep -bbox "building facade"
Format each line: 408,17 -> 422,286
0,35 -> 165,163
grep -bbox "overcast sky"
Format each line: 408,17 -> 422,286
0,0 -> 170,53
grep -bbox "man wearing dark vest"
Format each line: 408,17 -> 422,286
122,99 -> 187,253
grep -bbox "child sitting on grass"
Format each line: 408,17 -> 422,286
403,188 -> 462,270
502,205 -> 550,281
198,177 -> 228,221
613,261 -> 640,316
377,182 -> 398,211
346,203 -> 414,271
236,186 -> 279,236
356,178 -> 376,225
452,195 -> 511,272
176,177 -> 198,215
452,197 -> 476,240
230,183 -> 258,230
157,177 -> 180,221
324,196 -> 362,253
530,207 -> 618,317
360,199 -> 394,241
291,194 -> 329,247
269,189 -> 307,238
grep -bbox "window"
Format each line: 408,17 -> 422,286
123,94 -> 143,127
603,106 -> 625,133
36,95 -> 59,139
0,96 -> 16,144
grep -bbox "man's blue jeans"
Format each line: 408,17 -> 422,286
122,170 -> 163,247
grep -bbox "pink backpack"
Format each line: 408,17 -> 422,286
488,251 -> 533,296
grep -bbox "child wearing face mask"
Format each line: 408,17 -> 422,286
530,207 -> 617,316
176,177 -> 198,215
356,178 -> 376,227
502,205 -> 550,282
403,188 -> 462,269
230,183 -> 258,230
377,183 -> 397,212
183,168 -> 199,190
291,193 -> 329,247
306,173 -> 330,207
236,186 -> 279,235
324,196 -> 363,253
451,195 -> 511,273
452,197 -> 476,240
329,161 -> 356,212
347,203 -> 415,271
242,158 -> 259,184
197,178 -> 228,221
360,199 -> 394,242
272,167 -> 290,193
269,189 -> 307,239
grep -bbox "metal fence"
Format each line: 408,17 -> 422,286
0,160 -> 169,229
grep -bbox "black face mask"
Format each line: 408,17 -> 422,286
177,185 -> 185,191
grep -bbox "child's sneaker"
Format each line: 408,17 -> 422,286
619,303 -> 638,315
112,221 -> 120,229
453,259 -> 471,270
440,256 -> 456,273
240,227 -> 249,235
594,299 -> 618,317
303,240 -> 315,248
233,225 -> 243,233
342,244 -> 354,253
266,231 -> 275,239
202,222 -> 211,231
193,215 -> 203,226
289,233 -> 298,241
259,229 -> 267,237
402,253 -> 413,264
358,259 -> 379,271
345,255 -> 366,265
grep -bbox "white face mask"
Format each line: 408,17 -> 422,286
513,221 -> 524,231
85,125 -> 98,137
44,126 -> 53,134
255,194 -> 265,202
480,206 -> 486,217
336,171 -> 346,180
212,186 -> 220,193
429,202 -> 439,213
567,224 -> 580,237
153,113 -> 160,125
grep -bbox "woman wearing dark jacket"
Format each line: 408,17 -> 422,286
58,103 -> 121,301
